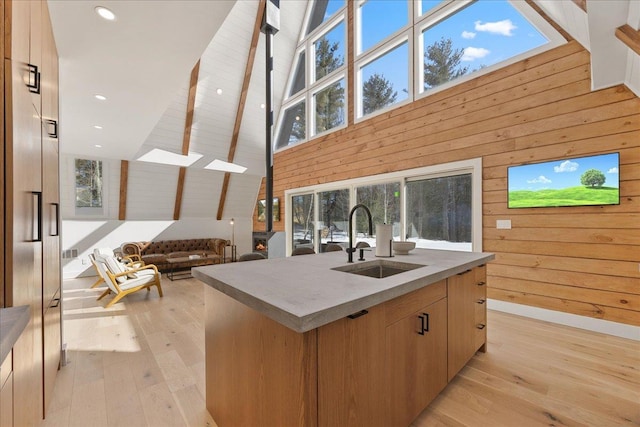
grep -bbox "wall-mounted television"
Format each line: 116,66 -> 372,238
507,153 -> 620,208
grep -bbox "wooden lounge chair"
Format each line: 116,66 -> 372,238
92,252 -> 163,308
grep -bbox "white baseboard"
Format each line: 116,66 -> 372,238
488,299 -> 640,341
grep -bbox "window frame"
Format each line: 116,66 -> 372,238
415,0 -> 566,100
285,158 -> 482,255
72,157 -> 108,218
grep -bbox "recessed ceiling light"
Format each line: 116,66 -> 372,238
94,94 -> 107,101
93,125 -> 103,129
95,145 -> 102,148
95,6 -> 116,21
260,103 -> 265,109
216,88 -> 223,95
204,159 -> 247,174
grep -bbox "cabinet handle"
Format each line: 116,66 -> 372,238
476,299 -> 486,305
347,309 -> 368,319
32,191 -> 42,242
50,203 -> 59,236
477,281 -> 486,286
27,63 -> 41,94
50,298 -> 60,308
476,324 -> 486,330
418,313 -> 429,335
45,119 -> 58,139
457,269 -> 472,276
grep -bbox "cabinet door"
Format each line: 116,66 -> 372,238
447,266 -> 487,381
0,352 -> 13,427
317,305 -> 386,427
6,1 -> 44,424
386,298 -> 448,427
41,0 -> 60,309
473,265 -> 487,352
29,0 -> 42,114
43,290 -> 61,414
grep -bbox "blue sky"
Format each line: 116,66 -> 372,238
508,153 -> 620,191
319,0 -> 550,96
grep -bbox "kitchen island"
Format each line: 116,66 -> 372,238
193,248 -> 494,427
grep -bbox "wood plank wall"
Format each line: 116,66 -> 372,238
256,41 -> 640,326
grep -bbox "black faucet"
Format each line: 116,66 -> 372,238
346,204 -> 373,263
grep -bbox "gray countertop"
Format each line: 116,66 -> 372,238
193,248 -> 494,333
0,305 -> 30,363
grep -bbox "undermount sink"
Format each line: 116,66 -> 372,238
332,259 -> 425,279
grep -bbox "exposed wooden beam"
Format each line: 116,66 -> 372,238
118,160 -> 128,220
182,60 -> 200,155
616,24 -> 640,57
216,0 -> 266,220
525,0 -> 572,42
174,167 -> 186,220
216,173 -> 231,220
174,60 -> 201,220
572,0 -> 587,12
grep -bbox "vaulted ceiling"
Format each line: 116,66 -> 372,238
48,0 -> 639,221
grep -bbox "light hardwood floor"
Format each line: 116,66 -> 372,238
41,275 -> 639,427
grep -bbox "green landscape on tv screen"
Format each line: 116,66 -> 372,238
507,153 -> 620,208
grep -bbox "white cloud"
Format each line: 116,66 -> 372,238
607,167 -> 618,174
461,31 -> 476,39
461,47 -> 490,61
475,19 -> 517,36
527,175 -> 552,184
554,160 -> 579,173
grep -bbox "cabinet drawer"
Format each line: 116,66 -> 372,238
385,280 -> 446,326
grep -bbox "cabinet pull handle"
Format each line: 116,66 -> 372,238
418,313 -> 429,335
27,63 -> 41,94
477,281 -> 486,286
476,324 -> 486,330
32,191 -> 42,242
476,299 -> 486,305
50,298 -> 60,308
50,203 -> 59,236
457,269 -> 472,276
45,119 -> 58,139
347,309 -> 368,319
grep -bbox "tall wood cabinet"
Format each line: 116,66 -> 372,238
447,265 -> 487,381
2,0 -> 61,424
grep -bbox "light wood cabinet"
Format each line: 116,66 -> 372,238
206,278 -> 457,426
386,297 -> 447,427
447,265 -> 487,381
0,352 -> 13,427
317,305 -> 386,427
3,0 -> 61,423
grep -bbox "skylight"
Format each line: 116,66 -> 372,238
137,149 -> 203,167
204,159 -> 247,174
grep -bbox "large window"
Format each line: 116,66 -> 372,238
276,1 -> 347,149
277,0 -> 563,146
356,182 -> 401,243
318,189 -> 350,250
419,1 -> 550,93
406,174 -> 472,250
75,159 -> 103,209
314,78 -> 345,134
358,41 -> 409,117
292,194 -> 315,251
286,159 -> 482,255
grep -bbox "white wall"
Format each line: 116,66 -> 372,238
60,153 -> 260,278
